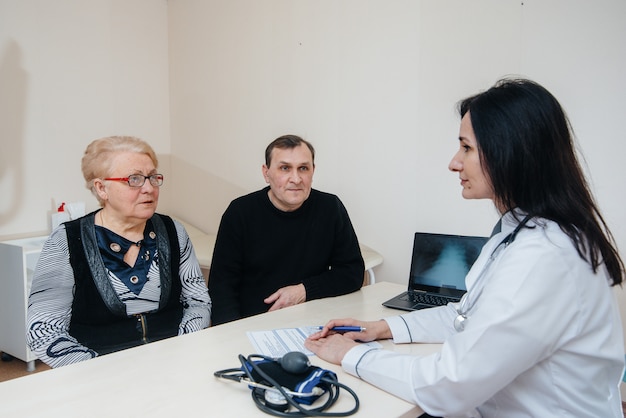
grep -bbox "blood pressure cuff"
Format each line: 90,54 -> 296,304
243,359 -> 338,405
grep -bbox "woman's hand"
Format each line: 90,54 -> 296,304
308,318 -> 392,342
304,318 -> 392,365
304,333 -> 358,365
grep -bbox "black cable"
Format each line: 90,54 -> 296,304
239,354 -> 360,417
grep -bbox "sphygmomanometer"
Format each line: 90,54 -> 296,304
214,351 -> 359,417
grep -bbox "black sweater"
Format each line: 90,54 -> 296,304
208,187 -> 364,325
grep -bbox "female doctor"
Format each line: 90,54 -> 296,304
305,78 -> 625,417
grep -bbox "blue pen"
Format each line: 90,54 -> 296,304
316,326 -> 366,332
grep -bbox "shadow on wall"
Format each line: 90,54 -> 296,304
165,155 -> 248,235
0,40 -> 28,228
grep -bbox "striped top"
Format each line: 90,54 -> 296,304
26,219 -> 211,368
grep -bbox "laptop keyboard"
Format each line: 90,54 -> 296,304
401,292 -> 457,307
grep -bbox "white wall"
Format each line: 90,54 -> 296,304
0,0 -> 171,239
2,0 -> 626,352
167,0 -> 626,289
167,2 -> 626,379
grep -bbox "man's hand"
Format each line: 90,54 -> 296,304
264,283 -> 306,311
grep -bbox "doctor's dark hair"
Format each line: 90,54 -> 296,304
458,78 -> 623,286
265,134 -> 315,167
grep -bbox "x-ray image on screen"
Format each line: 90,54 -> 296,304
410,234 -> 486,290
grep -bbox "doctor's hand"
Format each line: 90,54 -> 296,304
264,283 -> 306,312
304,333 -> 359,365
308,318 -> 392,343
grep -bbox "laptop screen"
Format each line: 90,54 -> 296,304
409,233 -> 488,295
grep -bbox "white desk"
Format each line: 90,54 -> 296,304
0,282 -> 435,417
177,219 -> 384,285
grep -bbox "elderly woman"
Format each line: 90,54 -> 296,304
27,136 -> 211,368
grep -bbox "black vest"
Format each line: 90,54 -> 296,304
66,212 -> 183,355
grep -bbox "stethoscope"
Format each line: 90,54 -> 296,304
453,215 -> 533,332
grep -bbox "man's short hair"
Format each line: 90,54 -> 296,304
265,134 -> 316,167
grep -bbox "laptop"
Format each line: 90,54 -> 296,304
382,232 -> 488,311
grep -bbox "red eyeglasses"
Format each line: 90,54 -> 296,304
104,174 -> 164,187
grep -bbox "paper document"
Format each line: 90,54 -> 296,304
247,326 -> 381,358
247,327 -> 316,357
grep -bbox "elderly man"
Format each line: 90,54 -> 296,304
208,134 -> 364,325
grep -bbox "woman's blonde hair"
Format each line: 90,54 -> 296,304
82,136 -> 158,206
